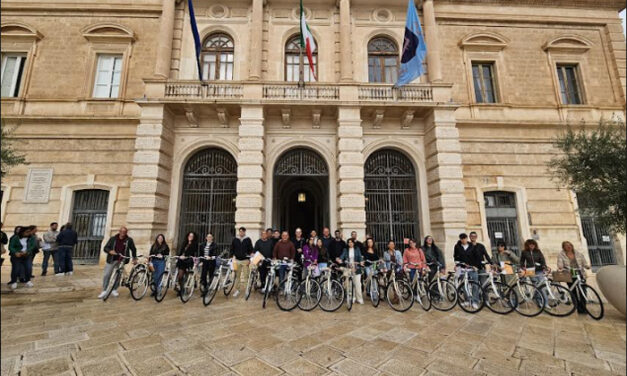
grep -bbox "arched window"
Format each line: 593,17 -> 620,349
368,37 -> 399,83
201,33 -> 234,80
285,35 -> 317,82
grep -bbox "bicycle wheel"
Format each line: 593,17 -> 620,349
319,279 -> 344,312
203,275 -> 219,306
540,283 -> 576,317
428,279 -> 457,311
370,278 -> 380,308
223,271 -> 235,296
509,282 -> 544,317
154,271 -> 169,302
103,267 -> 121,302
483,281 -> 513,315
149,272 -> 155,292
298,278 -> 321,311
346,277 -> 354,311
129,269 -> 149,301
580,284 -> 604,320
245,270 -> 256,301
457,280 -> 485,313
179,272 -> 195,303
386,280 -> 414,312
415,279 -> 432,311
276,278 -> 301,311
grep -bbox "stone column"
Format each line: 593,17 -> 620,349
336,107 -> 366,239
424,108 -> 466,267
338,0 -> 353,82
127,104 -> 174,249
235,106 -> 265,241
422,0 -> 442,82
248,0 -> 264,80
154,0 -> 176,78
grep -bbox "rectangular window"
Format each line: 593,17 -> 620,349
556,64 -> 582,105
471,62 -> 498,103
1,53 -> 27,98
93,54 -> 123,98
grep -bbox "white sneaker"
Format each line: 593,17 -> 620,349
471,302 -> 479,310
111,290 -> 119,297
10,283 -> 17,290
55,273 -> 64,277
233,290 -> 240,298
97,291 -> 107,299
66,272 -> 73,276
260,288 -> 266,294
26,281 -> 34,288
358,300 -> 364,305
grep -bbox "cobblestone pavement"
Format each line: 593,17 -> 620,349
1,266 -> 625,376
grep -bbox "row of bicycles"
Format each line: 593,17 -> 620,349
101,252 -> 604,320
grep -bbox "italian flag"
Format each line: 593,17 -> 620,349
300,0 -> 317,81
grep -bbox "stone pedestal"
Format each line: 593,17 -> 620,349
336,107 -> 366,239
424,108 -> 466,266
235,105 -> 265,241
127,104 -> 174,249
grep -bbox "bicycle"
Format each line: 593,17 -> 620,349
338,261 -> 363,311
563,267 -> 603,320
425,262 -> 457,311
261,259 -> 282,309
180,256 -> 214,303
385,262 -> 414,312
405,263 -> 432,311
128,255 -> 154,301
154,255 -> 182,303
451,262 -> 484,313
245,256 -> 260,301
363,260 -> 385,308
531,263 -> 576,317
480,262 -> 514,315
103,254 -> 136,302
276,260 -> 302,311
297,264 -> 321,311
507,264 -> 545,317
318,263 -> 345,312
203,256 -> 235,306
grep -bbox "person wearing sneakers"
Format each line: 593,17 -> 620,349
98,227 -> 137,299
230,227 -> 253,298
8,227 -> 37,289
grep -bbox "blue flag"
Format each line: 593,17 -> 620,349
396,0 -> 427,87
188,0 -> 203,80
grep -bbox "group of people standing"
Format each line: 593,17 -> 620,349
2,222 -> 78,290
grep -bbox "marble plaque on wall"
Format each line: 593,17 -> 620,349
24,168 -> 53,203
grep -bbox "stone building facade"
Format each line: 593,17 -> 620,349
1,0 -> 625,268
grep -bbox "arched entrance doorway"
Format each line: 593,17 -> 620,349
365,149 -> 420,252
178,148 -> 237,250
273,148 -> 329,235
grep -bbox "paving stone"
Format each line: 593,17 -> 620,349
426,360 -> 486,376
302,345 -> 345,367
127,356 -> 175,376
79,356 -> 127,376
377,357 -> 428,376
182,357 -> 230,376
211,345 -> 256,366
22,344 -> 78,366
330,358 -> 379,376
327,335 -> 366,352
231,357 -> 282,376
73,343 -> 122,364
280,357 -> 328,376
23,357 -> 71,376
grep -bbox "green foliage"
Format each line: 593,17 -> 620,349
548,118 -> 627,234
0,119 -> 27,178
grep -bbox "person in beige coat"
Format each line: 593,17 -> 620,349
556,241 -> 590,313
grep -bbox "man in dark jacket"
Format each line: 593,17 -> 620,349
254,230 -> 274,288
230,227 -> 253,297
56,223 -> 78,276
453,233 -> 480,307
349,231 -> 365,253
98,226 -> 137,299
329,230 -> 346,263
321,227 -> 333,251
469,231 -> 492,285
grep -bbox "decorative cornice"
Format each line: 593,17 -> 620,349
0,22 -> 43,41
458,31 -> 509,51
82,23 -> 135,43
542,35 -> 592,54
436,0 -> 625,11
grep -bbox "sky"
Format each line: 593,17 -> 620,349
621,9 -> 626,35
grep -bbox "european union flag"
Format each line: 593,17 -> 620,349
396,0 -> 427,87
188,0 -> 203,80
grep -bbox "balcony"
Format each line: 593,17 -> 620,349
144,79 -> 452,106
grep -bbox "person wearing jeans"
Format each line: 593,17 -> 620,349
98,227 -> 137,298
149,234 -> 169,296
41,222 -> 59,276
453,233 -> 481,308
8,227 -> 36,289
56,223 -> 78,276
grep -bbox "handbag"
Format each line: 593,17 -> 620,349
552,270 -> 572,283
522,267 -> 536,277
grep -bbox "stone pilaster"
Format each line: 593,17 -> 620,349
422,0 -> 442,82
424,108 -> 466,266
235,106 -> 265,241
338,0 -> 353,82
336,107 -> 366,239
248,0 -> 264,80
154,0 -> 176,78
127,104 -> 174,249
